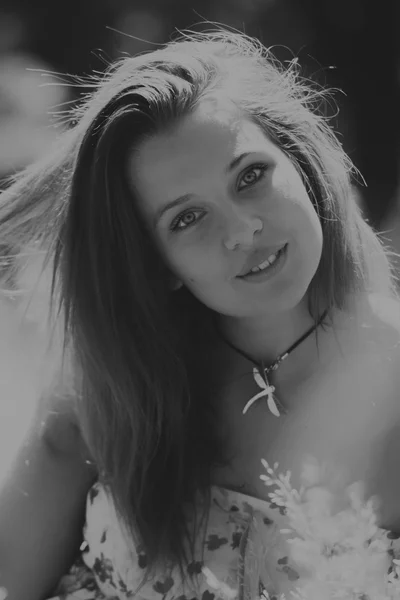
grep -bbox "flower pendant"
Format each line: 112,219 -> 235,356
242,367 -> 281,417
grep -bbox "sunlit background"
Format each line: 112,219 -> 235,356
0,0 -> 398,473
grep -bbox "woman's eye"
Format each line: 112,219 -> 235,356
170,209 -> 204,232
238,164 -> 268,191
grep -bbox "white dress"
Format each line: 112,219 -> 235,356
48,477 -> 400,600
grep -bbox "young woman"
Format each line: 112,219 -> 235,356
0,29 -> 399,600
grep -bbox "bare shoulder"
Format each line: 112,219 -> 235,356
365,293 -> 400,361
368,294 -> 400,488
40,398 -> 92,462
358,293 -> 400,410
0,405 -> 96,600
367,292 -> 400,332
361,294 -> 400,530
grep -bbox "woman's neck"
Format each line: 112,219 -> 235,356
216,298 -> 318,365
213,295 -> 364,394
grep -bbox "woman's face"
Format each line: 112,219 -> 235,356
128,101 -> 323,318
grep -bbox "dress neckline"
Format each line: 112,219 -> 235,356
211,483 -> 275,515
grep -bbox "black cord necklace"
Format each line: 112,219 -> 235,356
214,309 -> 329,417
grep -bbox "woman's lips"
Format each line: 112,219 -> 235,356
237,243 -> 288,283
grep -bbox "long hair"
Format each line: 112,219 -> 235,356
0,29 -> 397,576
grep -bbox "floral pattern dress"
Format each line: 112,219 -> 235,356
46,478 -> 400,600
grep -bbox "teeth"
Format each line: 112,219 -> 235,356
249,250 -> 279,273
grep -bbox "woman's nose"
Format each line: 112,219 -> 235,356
223,212 -> 263,251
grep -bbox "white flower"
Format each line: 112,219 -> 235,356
260,457 -> 399,600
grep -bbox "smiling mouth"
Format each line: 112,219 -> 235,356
237,244 -> 288,278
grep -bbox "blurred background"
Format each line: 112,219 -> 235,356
0,0 -> 398,476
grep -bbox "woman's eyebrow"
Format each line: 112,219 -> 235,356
226,152 -> 252,173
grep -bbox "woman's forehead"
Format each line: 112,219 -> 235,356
130,108 -> 277,179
